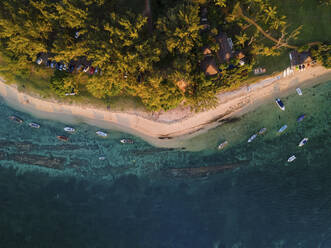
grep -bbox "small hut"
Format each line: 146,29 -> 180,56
202,56 -> 218,76
216,31 -> 233,63
289,50 -> 312,67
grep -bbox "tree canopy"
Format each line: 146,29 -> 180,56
0,0 -> 328,112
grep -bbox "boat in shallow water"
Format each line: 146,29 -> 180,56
248,134 -> 257,143
98,156 -> 106,160
96,131 -> 108,137
258,128 -> 267,135
29,122 -> 40,128
120,139 -> 134,144
297,114 -> 305,122
57,135 -> 69,142
64,127 -> 75,132
278,125 -> 288,133
287,155 -> 296,162
298,137 -> 308,147
218,141 -> 228,150
9,115 -> 23,123
275,98 -> 285,111
296,88 -> 302,96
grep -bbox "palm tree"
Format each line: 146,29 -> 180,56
264,6 -> 277,23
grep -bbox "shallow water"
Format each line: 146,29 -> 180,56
0,80 -> 330,247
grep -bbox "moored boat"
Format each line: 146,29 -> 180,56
258,128 -> 267,135
57,135 -> 69,141
297,114 -> 305,122
29,122 -> 40,128
287,155 -> 296,162
275,98 -> 285,111
120,138 -> 134,144
278,124 -> 287,133
96,131 -> 107,137
9,115 -> 23,123
296,88 -> 302,96
298,137 -> 308,147
217,141 -> 228,150
247,134 -> 257,143
98,156 -> 106,160
64,127 -> 75,132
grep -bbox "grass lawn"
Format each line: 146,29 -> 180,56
271,0 -> 331,45
251,0 -> 330,75
253,49 -> 291,76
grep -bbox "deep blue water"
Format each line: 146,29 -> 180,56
0,81 -> 330,247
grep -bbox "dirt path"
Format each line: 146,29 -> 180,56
143,0 -> 153,32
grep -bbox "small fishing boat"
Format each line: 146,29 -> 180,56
297,114 -> 305,122
98,156 -> 106,160
298,137 -> 308,147
278,124 -> 287,133
9,115 -> 23,123
248,134 -> 257,143
57,135 -> 69,142
64,127 -> 75,132
258,128 -> 267,135
275,98 -> 285,111
120,139 -> 134,144
287,155 -> 296,162
29,122 -> 40,128
96,131 -> 108,137
218,141 -> 228,150
296,88 -> 302,96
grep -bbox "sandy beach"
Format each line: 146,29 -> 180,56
0,65 -> 330,148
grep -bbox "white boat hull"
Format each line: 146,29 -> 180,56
288,155 -> 296,162
248,134 -> 257,143
29,122 -> 40,128
96,131 -> 108,137
64,127 -> 75,132
298,138 -> 308,147
296,88 -> 302,96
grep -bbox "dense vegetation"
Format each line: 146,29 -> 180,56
0,0 -> 329,112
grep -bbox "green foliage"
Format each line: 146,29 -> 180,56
49,70 -> 75,97
132,74 -> 184,111
214,0 -> 226,7
219,59 -> 254,88
156,2 -> 203,54
0,0 -> 325,113
310,44 -> 331,68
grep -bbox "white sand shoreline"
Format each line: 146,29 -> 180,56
0,65 -> 330,148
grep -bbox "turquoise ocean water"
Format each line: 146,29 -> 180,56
0,80 -> 330,247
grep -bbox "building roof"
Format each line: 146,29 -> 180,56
176,80 -> 188,92
201,56 -> 218,76
203,47 -> 212,56
289,50 -> 312,66
216,31 -> 233,63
